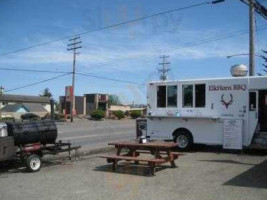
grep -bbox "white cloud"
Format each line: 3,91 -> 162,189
1,25 -> 266,73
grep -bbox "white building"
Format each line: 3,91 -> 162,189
0,94 -> 51,119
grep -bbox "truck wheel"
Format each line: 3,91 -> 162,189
26,154 -> 42,172
174,131 -> 192,150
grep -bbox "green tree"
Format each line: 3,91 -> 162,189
130,110 -> 142,119
40,88 -> 52,98
108,95 -> 121,107
114,110 -> 125,120
91,110 -> 105,120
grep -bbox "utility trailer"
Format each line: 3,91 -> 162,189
0,120 -> 80,172
146,76 -> 267,150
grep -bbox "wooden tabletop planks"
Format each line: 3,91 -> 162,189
108,140 -> 178,149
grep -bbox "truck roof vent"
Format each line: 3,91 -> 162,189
231,64 -> 248,77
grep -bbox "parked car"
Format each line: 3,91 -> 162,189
21,113 -> 41,121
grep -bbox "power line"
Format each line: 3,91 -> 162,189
240,0 -> 267,20
1,26 -> 267,78
78,26 -> 267,72
3,71 -> 144,93
5,73 -> 72,93
5,23 -> 264,91
2,28 -> 267,91
76,72 -> 145,86
0,1 -> 216,57
0,67 -> 70,74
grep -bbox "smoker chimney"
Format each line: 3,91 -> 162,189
230,64 -> 248,77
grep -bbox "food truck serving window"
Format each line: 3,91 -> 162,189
195,84 -> 206,108
167,85 -> 177,107
157,85 -> 177,108
182,84 -> 206,108
183,85 -> 193,108
157,86 -> 166,107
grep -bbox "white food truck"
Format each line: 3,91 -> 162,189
146,73 -> 267,150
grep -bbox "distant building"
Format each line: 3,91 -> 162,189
108,105 -> 147,116
59,92 -> 147,117
0,94 -> 51,111
0,94 -> 51,119
108,105 -> 131,115
0,103 -> 49,119
59,96 -> 84,115
84,94 -> 109,116
59,93 -> 109,116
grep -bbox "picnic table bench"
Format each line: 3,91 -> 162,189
100,140 -> 184,176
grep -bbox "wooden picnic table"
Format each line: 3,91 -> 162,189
100,140 -> 183,176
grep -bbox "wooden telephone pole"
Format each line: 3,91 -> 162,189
240,0 -> 267,76
0,86 -> 4,120
158,55 -> 171,81
67,36 -> 82,122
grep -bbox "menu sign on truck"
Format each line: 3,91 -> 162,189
223,119 -> 243,149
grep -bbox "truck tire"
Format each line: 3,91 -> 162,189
25,154 -> 42,172
174,131 -> 193,150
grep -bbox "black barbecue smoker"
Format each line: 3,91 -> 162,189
0,120 -> 80,172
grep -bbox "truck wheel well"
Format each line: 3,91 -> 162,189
172,128 -> 193,143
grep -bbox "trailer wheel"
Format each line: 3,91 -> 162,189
174,130 -> 193,150
25,154 -> 42,172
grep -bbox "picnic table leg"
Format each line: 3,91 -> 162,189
131,149 -> 139,165
112,160 -> 117,171
154,149 -> 160,159
111,146 -> 122,171
133,154 -> 139,165
167,150 -> 177,168
116,146 -> 122,155
148,162 -> 155,176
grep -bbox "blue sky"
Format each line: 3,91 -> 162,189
0,0 -> 267,104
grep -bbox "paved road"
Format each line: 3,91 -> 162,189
56,119 -> 136,152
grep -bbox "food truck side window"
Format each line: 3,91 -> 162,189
167,85 -> 177,107
183,85 -> 193,108
157,86 -> 166,108
195,84 -> 206,108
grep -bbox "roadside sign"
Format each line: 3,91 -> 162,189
65,86 -> 73,102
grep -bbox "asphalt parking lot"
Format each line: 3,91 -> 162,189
0,148 -> 267,200
0,120 -> 267,200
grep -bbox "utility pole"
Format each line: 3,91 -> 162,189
0,86 -> 4,120
67,36 -> 82,122
158,55 -> 171,81
249,0 -> 255,76
239,0 -> 267,76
